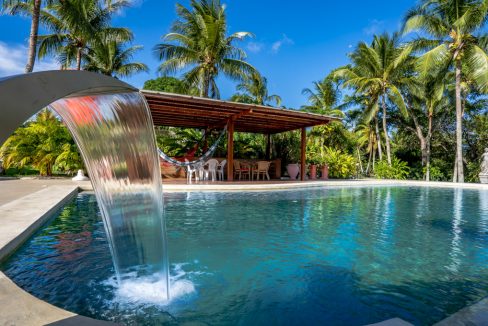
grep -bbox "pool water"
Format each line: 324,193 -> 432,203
2,186 -> 488,325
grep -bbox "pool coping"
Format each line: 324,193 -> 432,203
73,178 -> 488,192
0,185 -> 116,325
1,179 -> 487,325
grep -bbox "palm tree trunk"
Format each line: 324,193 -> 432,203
366,147 -> 372,175
409,105 -> 429,179
381,94 -> 392,165
25,0 -> 42,73
76,48 -> 82,70
425,113 -> 433,182
201,74 -> 210,98
375,116 -> 383,161
454,60 -> 464,183
372,146 -> 376,174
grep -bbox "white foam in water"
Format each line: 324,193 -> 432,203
104,264 -> 196,306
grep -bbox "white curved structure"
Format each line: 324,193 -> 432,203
0,70 -> 137,145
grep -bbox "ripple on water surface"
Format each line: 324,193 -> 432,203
2,186 -> 488,325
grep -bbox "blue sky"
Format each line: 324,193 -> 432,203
0,0 -> 414,108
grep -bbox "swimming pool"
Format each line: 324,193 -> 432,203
2,186 -> 488,325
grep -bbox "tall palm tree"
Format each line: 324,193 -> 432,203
403,0 -> 488,182
231,72 -> 281,106
38,0 -> 131,70
301,78 -> 344,117
154,0 -> 257,98
404,75 -> 448,181
333,33 -> 415,165
1,0 -> 54,72
355,122 -> 378,175
84,37 -> 148,78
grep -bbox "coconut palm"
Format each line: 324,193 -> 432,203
84,37 -> 148,78
356,122 -> 379,175
154,0 -> 257,98
38,0 -> 132,70
231,72 -> 281,106
333,33 -> 415,165
404,74 -> 449,181
301,78 -> 344,117
1,0 -> 55,72
403,0 -> 488,182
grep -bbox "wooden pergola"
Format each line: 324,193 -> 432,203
141,90 -> 338,181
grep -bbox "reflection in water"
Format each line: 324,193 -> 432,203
478,190 -> 488,234
4,187 -> 488,325
448,188 -> 463,273
50,92 -> 169,299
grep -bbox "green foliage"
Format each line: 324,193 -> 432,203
272,131 -> 301,167
154,0 -> 256,98
301,77 -> 344,117
37,0 -> 132,70
143,77 -> 196,95
230,72 -> 281,106
0,109 -> 83,176
321,147 -> 356,179
374,157 -> 410,180
84,37 -> 148,78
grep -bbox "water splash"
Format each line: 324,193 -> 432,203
105,265 -> 196,306
49,92 -> 169,299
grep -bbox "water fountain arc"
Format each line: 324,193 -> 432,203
0,70 -> 137,145
0,70 -> 170,300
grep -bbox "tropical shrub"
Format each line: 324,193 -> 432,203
321,147 -> 356,179
374,157 -> 410,180
0,109 -> 83,176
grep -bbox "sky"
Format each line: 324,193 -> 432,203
0,0 -> 415,108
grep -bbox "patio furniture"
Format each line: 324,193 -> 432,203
217,159 -> 227,181
204,159 -> 219,181
185,159 -> 199,183
252,161 -> 271,181
233,160 -> 250,180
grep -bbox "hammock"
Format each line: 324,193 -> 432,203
157,125 -> 227,167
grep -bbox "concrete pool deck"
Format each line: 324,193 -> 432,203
1,177 -> 487,325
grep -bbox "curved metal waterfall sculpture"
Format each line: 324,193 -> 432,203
0,71 -> 170,299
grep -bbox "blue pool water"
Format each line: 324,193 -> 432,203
2,186 -> 488,325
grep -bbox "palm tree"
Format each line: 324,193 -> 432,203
333,33 -> 415,165
403,0 -> 488,182
1,0 -> 54,72
301,78 -> 344,117
38,0 -> 131,70
154,0 -> 257,98
404,74 -> 449,181
0,109 -> 80,176
231,72 -> 281,106
84,37 -> 148,78
356,122 -> 379,175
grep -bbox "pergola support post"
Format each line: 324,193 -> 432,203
301,127 -> 306,181
266,134 -> 271,160
227,119 -> 235,181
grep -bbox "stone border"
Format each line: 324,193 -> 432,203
0,185 -> 115,325
73,178 -> 488,193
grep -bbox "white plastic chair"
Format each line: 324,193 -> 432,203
204,159 -> 219,181
252,161 -> 271,180
217,159 -> 227,181
185,159 -> 199,183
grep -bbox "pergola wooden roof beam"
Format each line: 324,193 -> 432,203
141,90 -> 339,181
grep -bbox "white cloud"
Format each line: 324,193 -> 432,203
271,34 -> 294,53
363,19 -> 385,35
246,41 -> 264,53
0,42 -> 58,77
